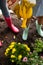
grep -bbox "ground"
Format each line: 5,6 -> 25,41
0,14 -> 43,65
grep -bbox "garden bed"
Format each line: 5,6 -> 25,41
0,14 -> 43,65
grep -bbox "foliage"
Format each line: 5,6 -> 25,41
28,51 -> 43,65
5,42 -> 30,65
5,39 -> 43,65
34,39 -> 43,52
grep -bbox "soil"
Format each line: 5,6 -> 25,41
0,14 -> 43,65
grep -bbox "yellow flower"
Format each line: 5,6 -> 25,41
5,52 -> 8,56
12,48 -> 16,53
24,44 -> 28,48
18,42 -> 21,45
18,55 -> 22,60
11,60 -> 14,62
9,45 -> 14,49
26,47 -> 30,51
11,42 -> 16,45
24,44 -> 30,51
5,48 -> 10,56
6,48 -> 10,52
11,55 -> 16,58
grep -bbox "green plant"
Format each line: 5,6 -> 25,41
34,39 -> 43,52
5,41 -> 43,65
5,42 -> 30,65
27,51 -> 43,65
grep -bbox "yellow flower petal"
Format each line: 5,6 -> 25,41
11,42 -> 16,45
18,42 -> 21,45
11,60 -> 14,62
12,48 -> 16,53
26,47 -> 30,51
9,45 -> 14,49
6,48 -> 10,52
5,52 -> 8,56
11,55 -> 16,58
18,55 -> 22,60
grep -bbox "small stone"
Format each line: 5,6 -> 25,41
2,40 -> 4,43
34,35 -> 36,37
13,35 -> 16,39
5,36 -> 8,38
39,38 -> 41,40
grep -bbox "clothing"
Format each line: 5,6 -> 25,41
0,0 -> 10,17
33,0 -> 43,17
0,0 -> 19,33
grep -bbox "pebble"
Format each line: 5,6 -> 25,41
5,36 -> 8,38
13,35 -> 16,39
